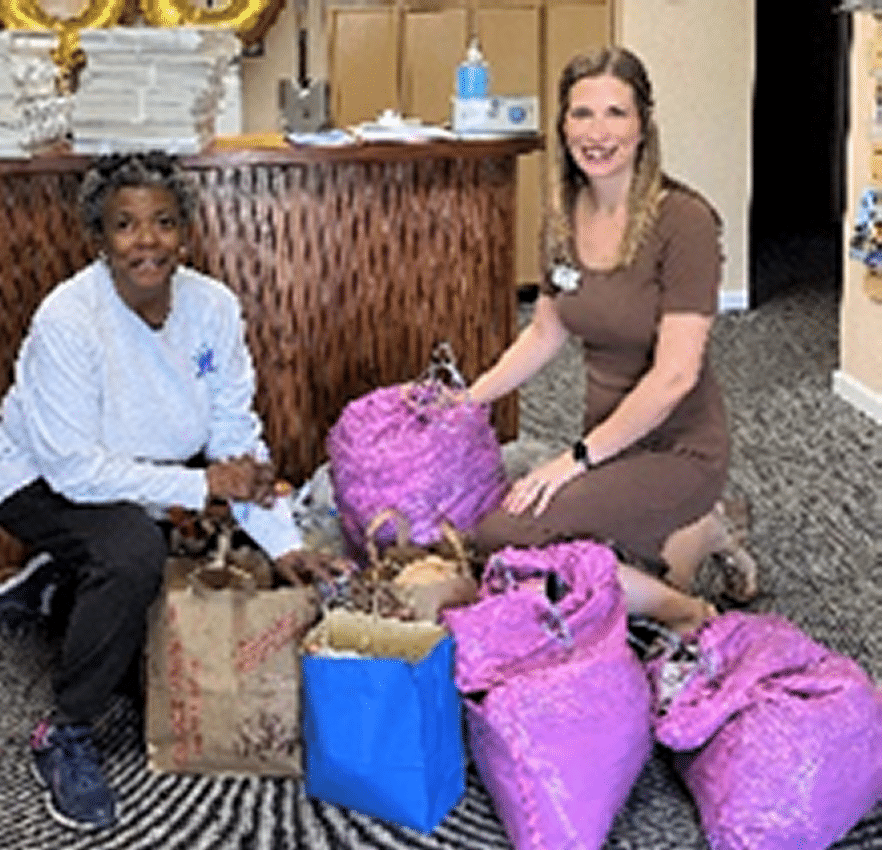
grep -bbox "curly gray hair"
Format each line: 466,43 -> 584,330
78,151 -> 197,237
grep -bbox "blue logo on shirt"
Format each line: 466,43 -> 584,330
194,344 -> 217,378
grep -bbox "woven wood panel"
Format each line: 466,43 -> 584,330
0,170 -> 95,391
0,147 -> 522,566
188,154 -> 519,482
0,170 -> 98,572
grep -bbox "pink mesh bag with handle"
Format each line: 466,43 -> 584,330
646,611 -> 882,850
442,539 -> 623,693
326,343 -> 506,564
446,539 -> 653,850
465,650 -> 652,850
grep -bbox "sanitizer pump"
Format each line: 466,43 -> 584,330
456,37 -> 489,99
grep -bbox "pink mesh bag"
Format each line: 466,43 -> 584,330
326,348 -> 506,563
466,652 -> 652,850
442,540 -> 623,693
646,611 -> 882,850
448,540 -> 652,850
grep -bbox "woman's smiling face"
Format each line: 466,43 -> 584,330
100,185 -> 184,304
563,73 -> 643,183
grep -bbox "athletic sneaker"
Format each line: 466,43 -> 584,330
30,720 -> 117,831
0,552 -> 57,629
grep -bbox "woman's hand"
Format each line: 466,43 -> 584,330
206,455 -> 276,506
447,386 -> 473,406
503,450 -> 584,517
274,550 -> 350,587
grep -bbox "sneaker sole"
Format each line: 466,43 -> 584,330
0,553 -> 57,629
0,551 -> 53,596
30,759 -> 116,832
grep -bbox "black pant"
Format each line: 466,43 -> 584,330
0,479 -> 166,724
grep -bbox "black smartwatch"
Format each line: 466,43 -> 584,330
572,438 -> 593,470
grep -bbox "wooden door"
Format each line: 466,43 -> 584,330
402,4 -> 468,123
545,0 -> 610,183
328,3 -> 400,125
476,1 -> 542,285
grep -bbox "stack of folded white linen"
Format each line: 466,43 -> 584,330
0,39 -> 24,157
72,26 -> 239,155
0,31 -> 71,158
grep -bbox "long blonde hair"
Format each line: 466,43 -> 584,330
546,47 -> 664,270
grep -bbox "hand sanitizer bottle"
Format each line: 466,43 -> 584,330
456,37 -> 489,99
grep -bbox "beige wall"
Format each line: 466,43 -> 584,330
835,11 -> 882,421
614,0 -> 754,306
238,2 -> 299,133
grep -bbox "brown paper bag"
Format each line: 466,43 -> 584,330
865,267 -> 882,302
145,556 -> 320,776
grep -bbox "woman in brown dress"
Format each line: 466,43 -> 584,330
469,47 -> 755,633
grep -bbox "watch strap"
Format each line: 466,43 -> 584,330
572,438 -> 593,469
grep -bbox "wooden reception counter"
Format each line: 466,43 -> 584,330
0,134 -> 540,490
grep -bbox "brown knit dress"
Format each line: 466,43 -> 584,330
473,187 -> 730,567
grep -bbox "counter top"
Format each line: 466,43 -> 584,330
0,132 -> 543,176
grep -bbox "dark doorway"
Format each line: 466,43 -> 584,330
750,1 -> 850,304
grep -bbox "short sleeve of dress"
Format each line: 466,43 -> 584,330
657,191 -> 723,316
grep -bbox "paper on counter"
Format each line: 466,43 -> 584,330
287,128 -> 355,147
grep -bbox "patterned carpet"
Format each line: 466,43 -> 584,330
1,273 -> 881,849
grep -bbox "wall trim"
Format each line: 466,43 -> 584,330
833,369 -> 882,424
719,288 -> 749,312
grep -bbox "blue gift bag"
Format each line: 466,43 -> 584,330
301,611 -> 466,832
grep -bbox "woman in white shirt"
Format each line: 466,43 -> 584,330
0,151 -> 301,832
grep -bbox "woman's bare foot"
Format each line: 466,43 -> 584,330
661,510 -> 730,593
666,598 -> 717,637
618,562 -> 718,637
661,496 -> 760,603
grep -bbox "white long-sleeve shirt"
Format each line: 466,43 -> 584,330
0,259 -> 302,556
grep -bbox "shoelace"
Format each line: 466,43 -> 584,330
54,727 -> 104,792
